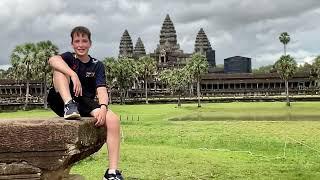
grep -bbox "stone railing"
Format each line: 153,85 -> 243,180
0,118 -> 106,180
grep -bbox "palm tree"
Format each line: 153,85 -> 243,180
10,43 -> 37,110
186,53 -> 209,107
35,41 -> 59,109
274,55 -> 297,106
160,68 -> 189,107
136,56 -> 157,104
279,32 -> 290,55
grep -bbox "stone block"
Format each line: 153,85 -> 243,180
0,118 -> 105,180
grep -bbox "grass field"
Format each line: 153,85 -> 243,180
1,102 -> 320,179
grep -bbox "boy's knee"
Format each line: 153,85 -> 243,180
53,70 -> 69,79
106,111 -> 120,129
53,71 -> 70,84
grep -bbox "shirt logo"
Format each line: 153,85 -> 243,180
92,58 -> 98,63
71,64 -> 78,70
86,72 -> 95,77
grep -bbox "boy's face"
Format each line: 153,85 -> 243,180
71,33 -> 91,57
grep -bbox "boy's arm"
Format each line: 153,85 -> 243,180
96,86 -> 109,108
48,55 -> 75,77
95,62 -> 108,107
48,55 -> 82,96
94,86 -> 109,126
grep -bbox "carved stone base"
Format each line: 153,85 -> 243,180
0,118 -> 105,180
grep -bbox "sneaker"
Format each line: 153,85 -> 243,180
103,169 -> 124,180
64,100 -> 81,119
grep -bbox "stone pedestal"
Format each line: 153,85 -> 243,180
0,118 -> 106,180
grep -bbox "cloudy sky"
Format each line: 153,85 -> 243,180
1,0 -> 320,69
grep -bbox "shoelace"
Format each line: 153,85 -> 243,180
64,106 -> 69,112
65,102 -> 77,111
107,175 -> 121,180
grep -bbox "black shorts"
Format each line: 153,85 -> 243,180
47,88 -> 100,117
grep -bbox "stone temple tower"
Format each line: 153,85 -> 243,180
153,14 -> 187,67
159,14 -> 179,49
194,28 -> 216,67
119,29 -> 134,58
133,37 -> 146,59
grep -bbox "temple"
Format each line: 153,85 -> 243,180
119,14 -> 195,69
0,14 -> 317,105
115,14 -> 315,99
118,14 -> 219,71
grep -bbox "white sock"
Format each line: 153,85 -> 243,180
108,169 -> 116,174
64,99 -> 72,105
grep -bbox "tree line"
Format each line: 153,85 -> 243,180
103,53 -> 208,107
252,32 -> 320,106
3,41 -> 59,109
2,32 -> 320,109
1,40 -> 209,109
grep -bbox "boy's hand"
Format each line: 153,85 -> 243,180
70,73 -> 82,97
94,106 -> 107,127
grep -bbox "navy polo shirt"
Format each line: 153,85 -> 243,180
60,52 -> 106,99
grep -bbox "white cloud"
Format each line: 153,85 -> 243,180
254,50 -> 317,68
0,64 -> 11,70
1,0 -> 320,69
300,56 -> 316,66
0,0 -> 65,22
48,14 -> 98,31
211,31 -> 234,47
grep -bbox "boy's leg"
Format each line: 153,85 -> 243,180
52,70 -> 80,119
104,110 -> 121,170
47,88 -> 64,117
90,109 -> 122,178
53,70 -> 72,103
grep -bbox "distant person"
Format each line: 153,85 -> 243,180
47,26 -> 124,180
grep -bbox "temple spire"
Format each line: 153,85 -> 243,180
119,29 -> 133,58
134,37 -> 146,59
159,14 -> 177,47
194,28 -> 212,53
194,28 -> 216,67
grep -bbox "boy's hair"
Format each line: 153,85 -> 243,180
70,26 -> 91,42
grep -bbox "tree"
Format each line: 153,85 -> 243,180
4,67 -> 24,97
0,69 -> 6,79
311,56 -> 320,88
4,67 -> 14,79
274,55 -> 297,106
252,64 -> 274,74
136,56 -> 157,104
103,57 -> 117,104
279,32 -> 290,55
297,62 -> 312,74
160,68 -> 189,107
113,57 -> 137,104
35,41 -> 59,109
186,53 -> 208,107
10,43 -> 37,110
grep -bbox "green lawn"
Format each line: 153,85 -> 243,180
2,102 -> 320,179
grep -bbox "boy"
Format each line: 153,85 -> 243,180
47,26 -> 123,180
